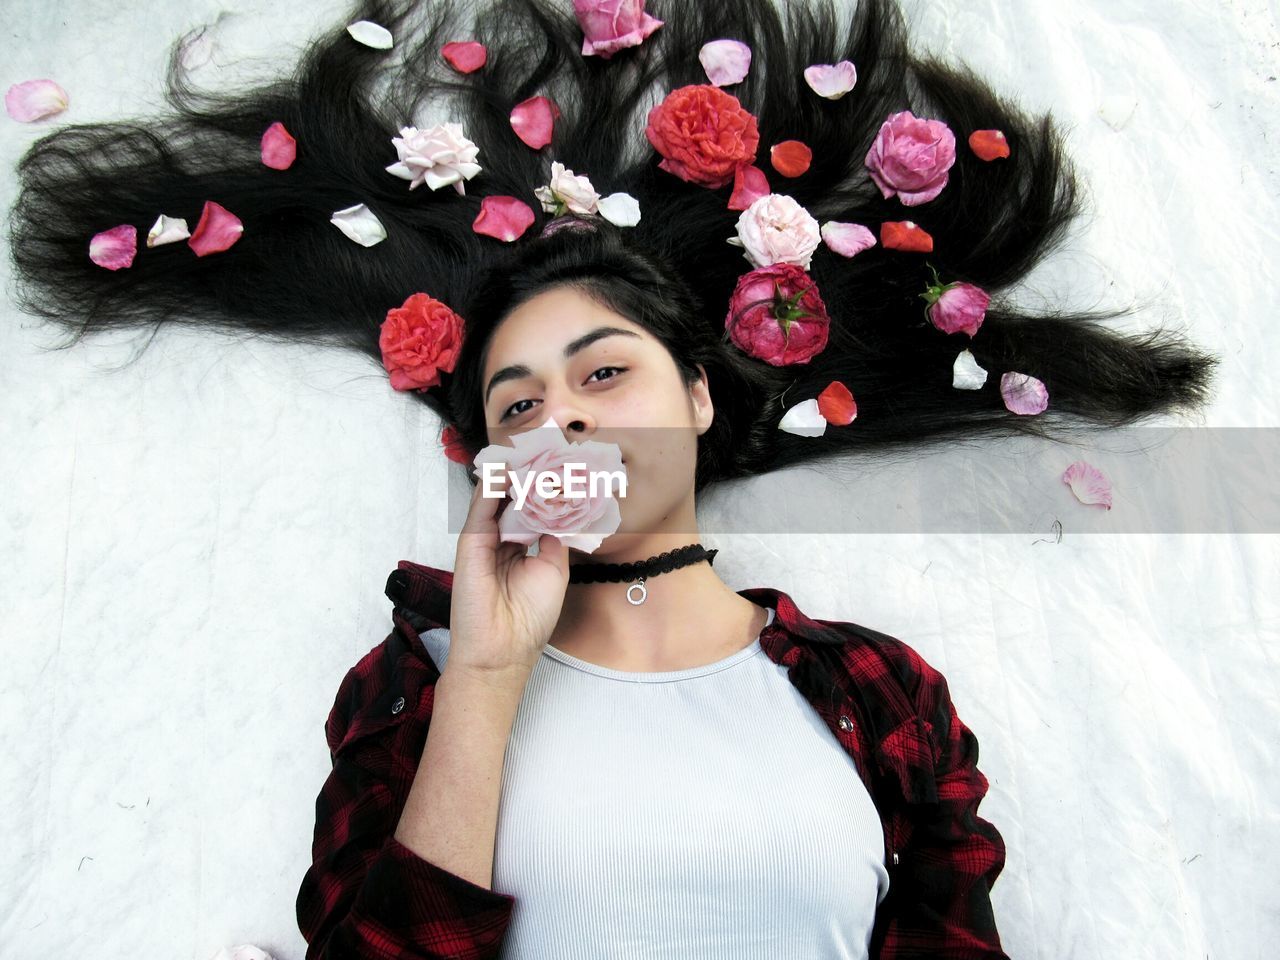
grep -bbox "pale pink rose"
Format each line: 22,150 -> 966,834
928,281 -> 990,337
865,109 -> 957,206
471,415 -> 626,553
385,123 -> 481,195
533,161 -> 599,215
573,0 -> 664,60
726,193 -> 821,270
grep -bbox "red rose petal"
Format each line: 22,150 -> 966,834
509,95 -> 559,150
817,381 -> 857,425
441,41 -> 487,73
770,140 -> 812,178
188,201 -> 244,257
473,195 -> 536,242
728,164 -> 770,211
880,220 -> 933,253
261,121 -> 297,170
441,424 -> 473,465
969,129 -> 1010,161
88,224 -> 138,270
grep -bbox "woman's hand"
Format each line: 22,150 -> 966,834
447,475 -> 571,676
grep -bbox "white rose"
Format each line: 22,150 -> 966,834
726,193 -> 821,270
539,161 -> 600,215
385,122 -> 482,195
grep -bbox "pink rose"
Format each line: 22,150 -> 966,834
385,122 -> 482,195
927,281 -> 990,337
725,263 -> 831,366
573,0 -> 664,60
471,415 -> 626,553
865,110 -> 957,206
533,161 -> 600,215
727,194 -> 822,270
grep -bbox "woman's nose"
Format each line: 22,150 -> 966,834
542,392 -> 594,439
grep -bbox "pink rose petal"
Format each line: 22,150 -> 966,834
1000,371 -> 1049,415
6,79 -> 69,122
188,201 -> 244,257
260,121 -> 296,170
1062,460 -> 1112,510
803,61 -> 857,100
509,95 -> 559,150
473,195 -> 536,242
699,39 -> 752,86
88,224 -> 137,271
820,221 -> 876,258
727,164 -> 770,212
441,41 -> 487,73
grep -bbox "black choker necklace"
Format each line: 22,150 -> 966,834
567,544 -> 718,605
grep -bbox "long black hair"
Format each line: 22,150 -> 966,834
7,0 -> 1218,493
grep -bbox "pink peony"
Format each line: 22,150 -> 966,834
725,263 -> 830,366
573,0 -> 664,60
865,110 -> 957,206
471,414 -> 626,553
727,194 -> 821,270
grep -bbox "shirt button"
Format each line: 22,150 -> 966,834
838,715 -> 854,732
391,696 -> 406,715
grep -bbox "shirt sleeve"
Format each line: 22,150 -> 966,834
879,658 -> 1011,959
296,671 -> 517,959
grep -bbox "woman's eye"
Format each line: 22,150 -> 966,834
499,367 -> 627,421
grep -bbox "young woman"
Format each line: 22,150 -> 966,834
8,0 -> 1217,956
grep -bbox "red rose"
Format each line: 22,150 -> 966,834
379,292 -> 465,391
644,84 -> 760,189
725,263 -> 830,366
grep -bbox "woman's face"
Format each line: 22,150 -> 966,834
479,284 -> 714,556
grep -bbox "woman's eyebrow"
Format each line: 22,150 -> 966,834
484,326 -> 642,405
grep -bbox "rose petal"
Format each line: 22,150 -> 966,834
769,140 -> 812,178
817,382 -> 856,425
1000,371 -> 1049,415
441,41 -> 487,73
441,424 -> 473,465
509,95 -> 559,149
346,20 -> 393,49
820,221 -> 876,258
261,121 -> 297,170
329,203 -> 386,246
146,214 -> 190,247
968,129 -> 1010,161
1062,460 -> 1113,510
88,224 -> 137,270
188,201 -> 244,256
472,195 -> 536,242
699,39 -> 752,86
778,398 -> 827,436
803,61 -> 857,99
597,192 -> 641,227
880,220 -> 933,253
5,79 -> 70,122
727,164 -> 770,212
952,349 -> 988,390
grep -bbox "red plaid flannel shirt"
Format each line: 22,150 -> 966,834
297,560 -> 1010,959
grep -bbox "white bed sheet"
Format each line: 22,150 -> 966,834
2,1 -> 1277,957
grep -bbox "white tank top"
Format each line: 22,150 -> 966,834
420,606 -> 889,959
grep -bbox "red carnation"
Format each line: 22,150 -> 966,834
379,292 -> 465,391
725,263 -> 830,366
644,84 -> 760,189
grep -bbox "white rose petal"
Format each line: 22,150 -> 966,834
347,20 -> 393,50
952,348 -> 988,390
146,214 -> 190,247
597,192 -> 641,227
330,203 -> 387,246
778,398 -> 827,437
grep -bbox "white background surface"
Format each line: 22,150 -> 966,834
3,1 -> 1278,957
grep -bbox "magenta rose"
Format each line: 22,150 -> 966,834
927,281 -> 990,337
865,109 -> 957,206
725,264 -> 831,366
573,0 -> 664,59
